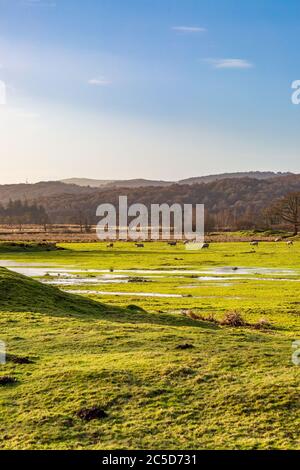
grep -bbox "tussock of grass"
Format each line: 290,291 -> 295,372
183,309 -> 272,331
220,311 -> 246,327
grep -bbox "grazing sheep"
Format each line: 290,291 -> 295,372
287,240 -> 294,246
275,237 -> 282,242
201,243 -> 210,249
168,241 -> 177,246
107,243 -> 114,248
135,243 -> 144,248
250,241 -> 259,247
183,240 -> 189,245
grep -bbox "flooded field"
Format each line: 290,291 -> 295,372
2,243 -> 300,313
1,241 -> 300,450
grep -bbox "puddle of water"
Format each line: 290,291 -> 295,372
0,261 -> 81,277
181,283 -> 234,288
65,290 -> 185,298
198,276 -> 242,281
1,260 -> 298,281
206,267 -> 296,276
250,278 -> 300,282
43,278 -> 129,286
196,275 -> 300,282
110,267 -> 298,276
64,289 -> 242,300
0,260 -> 51,267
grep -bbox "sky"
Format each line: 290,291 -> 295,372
0,0 -> 300,183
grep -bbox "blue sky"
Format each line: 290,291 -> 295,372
0,0 -> 300,183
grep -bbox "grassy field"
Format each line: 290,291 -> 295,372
0,241 -> 300,449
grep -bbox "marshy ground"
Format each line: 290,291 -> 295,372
0,241 -> 300,449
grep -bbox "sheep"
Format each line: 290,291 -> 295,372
250,241 -> 259,247
135,243 -> 144,248
275,237 -> 282,242
201,243 -> 210,249
287,240 -> 294,246
168,241 -> 177,246
107,243 -> 114,248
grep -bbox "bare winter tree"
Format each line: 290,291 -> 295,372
269,192 -> 300,235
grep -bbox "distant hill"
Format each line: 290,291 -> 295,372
179,171 -> 293,185
61,172 -> 293,188
0,173 -> 298,227
61,178 -> 114,187
1,172 -> 300,230
61,178 -> 174,188
0,181 -> 94,205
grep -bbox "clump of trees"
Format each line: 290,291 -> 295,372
0,200 -> 49,228
266,192 -> 300,235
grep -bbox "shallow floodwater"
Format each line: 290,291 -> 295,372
64,289 -> 242,300
1,260 -> 299,298
43,278 -> 129,286
1,260 -> 297,277
65,290 -> 187,298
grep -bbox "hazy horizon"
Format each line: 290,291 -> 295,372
0,169 -> 297,186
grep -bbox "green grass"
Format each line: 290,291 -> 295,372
0,242 -> 300,449
0,266 -> 121,317
2,239 -> 300,268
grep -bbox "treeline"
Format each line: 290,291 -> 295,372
32,175 -> 300,230
2,175 -> 300,231
0,200 -> 49,226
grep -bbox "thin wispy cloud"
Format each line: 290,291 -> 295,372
172,26 -> 206,34
206,58 -> 254,69
88,77 -> 112,87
